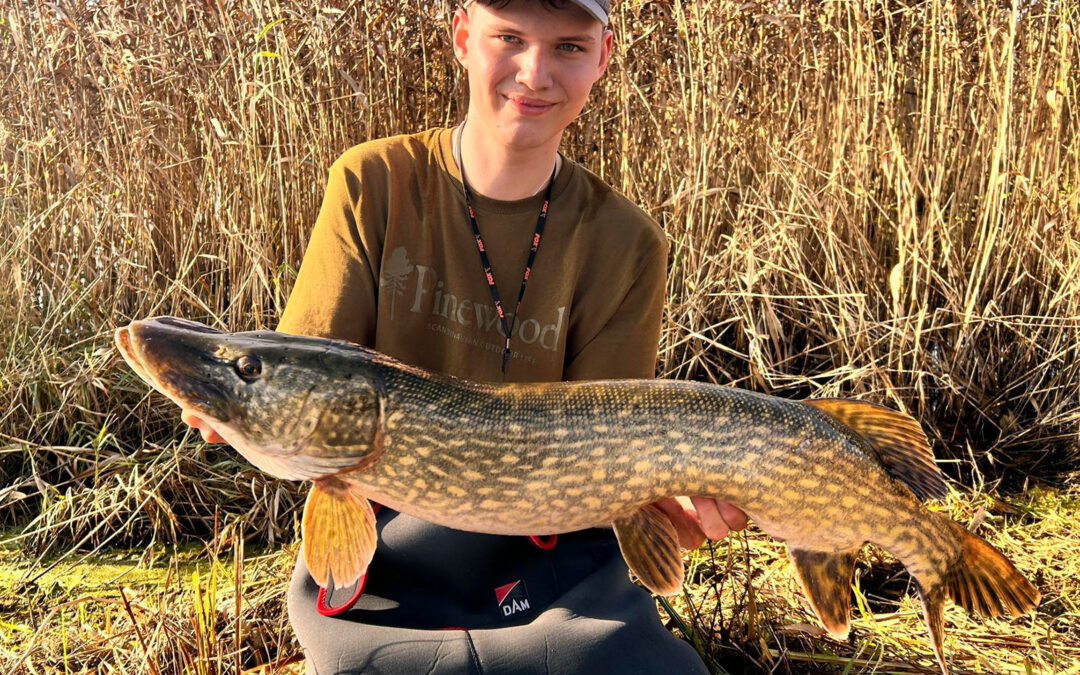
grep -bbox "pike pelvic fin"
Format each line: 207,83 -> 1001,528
612,504 -> 684,596
803,398 -> 947,500
302,477 -> 377,591
787,547 -> 859,639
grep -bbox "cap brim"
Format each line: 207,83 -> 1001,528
464,0 -> 608,25
572,0 -> 608,25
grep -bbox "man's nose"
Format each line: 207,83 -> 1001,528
515,45 -> 553,90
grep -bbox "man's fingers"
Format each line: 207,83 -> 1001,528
717,501 -> 748,531
636,497 -> 747,548
181,410 -> 225,444
180,410 -> 199,427
652,497 -> 706,549
689,496 -> 731,540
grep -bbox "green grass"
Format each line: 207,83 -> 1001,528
1,534 -> 302,673
1,483 -> 1075,673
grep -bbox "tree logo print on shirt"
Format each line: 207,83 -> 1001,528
380,246 -> 414,320
381,243 -> 566,354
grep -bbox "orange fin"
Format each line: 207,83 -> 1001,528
804,398 -> 946,500
787,547 -> 858,639
939,518 -> 1040,618
612,504 -> 684,596
917,585 -> 949,675
913,516 -> 1041,675
302,477 -> 377,591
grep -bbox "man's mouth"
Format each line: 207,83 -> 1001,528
504,94 -> 557,116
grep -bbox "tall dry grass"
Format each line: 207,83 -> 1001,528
1,0 -> 1078,672
603,1 -> 1080,483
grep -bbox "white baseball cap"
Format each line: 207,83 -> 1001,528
462,0 -> 610,26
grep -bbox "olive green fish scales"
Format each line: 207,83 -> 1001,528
115,318 -> 1040,675
360,376 -> 929,543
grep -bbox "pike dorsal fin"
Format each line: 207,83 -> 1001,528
612,504 -> 684,596
803,398 -> 947,500
302,477 -> 377,591
788,547 -> 859,639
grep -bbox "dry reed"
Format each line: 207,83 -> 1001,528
1,0 -> 1077,672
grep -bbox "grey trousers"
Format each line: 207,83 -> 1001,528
287,511 -> 709,674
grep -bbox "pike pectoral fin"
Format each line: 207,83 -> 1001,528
788,547 -> 858,640
302,477 -> 377,591
612,504 -> 684,596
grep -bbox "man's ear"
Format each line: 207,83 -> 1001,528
596,28 -> 614,78
452,7 -> 470,68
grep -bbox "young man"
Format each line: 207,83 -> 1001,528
185,0 -> 747,671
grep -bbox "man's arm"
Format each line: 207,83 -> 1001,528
562,245 -> 667,381
276,159 -> 379,343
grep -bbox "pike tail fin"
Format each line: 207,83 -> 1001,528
302,477 -> 378,591
918,517 -> 1041,674
938,517 -> 1040,617
918,585 -> 949,675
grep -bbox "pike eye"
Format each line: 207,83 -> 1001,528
236,355 -> 262,380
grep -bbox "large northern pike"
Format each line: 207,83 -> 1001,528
114,317 -> 1039,673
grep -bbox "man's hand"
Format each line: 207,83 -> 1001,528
181,410 -> 226,444
653,497 -> 748,549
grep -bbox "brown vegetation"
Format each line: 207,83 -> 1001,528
1,0 -> 1077,672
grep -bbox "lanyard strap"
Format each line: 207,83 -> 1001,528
455,130 -> 556,375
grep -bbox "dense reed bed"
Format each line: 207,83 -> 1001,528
1,0 -> 1077,672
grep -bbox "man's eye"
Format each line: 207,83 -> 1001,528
557,43 -> 584,53
498,35 -> 521,44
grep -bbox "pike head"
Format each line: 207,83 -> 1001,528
114,317 -> 384,480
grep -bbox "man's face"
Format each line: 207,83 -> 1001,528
453,1 -> 612,152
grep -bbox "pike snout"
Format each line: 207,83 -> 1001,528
115,318 -> 237,424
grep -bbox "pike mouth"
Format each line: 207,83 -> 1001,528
115,324 -> 167,398
113,319 -> 232,421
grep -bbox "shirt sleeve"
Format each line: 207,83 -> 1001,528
276,159 -> 380,347
562,242 -> 667,381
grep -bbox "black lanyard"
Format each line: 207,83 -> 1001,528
455,136 -> 556,376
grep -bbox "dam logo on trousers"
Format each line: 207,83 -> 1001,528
494,580 -> 531,619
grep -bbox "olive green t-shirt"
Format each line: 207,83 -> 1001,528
277,128 -> 667,383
